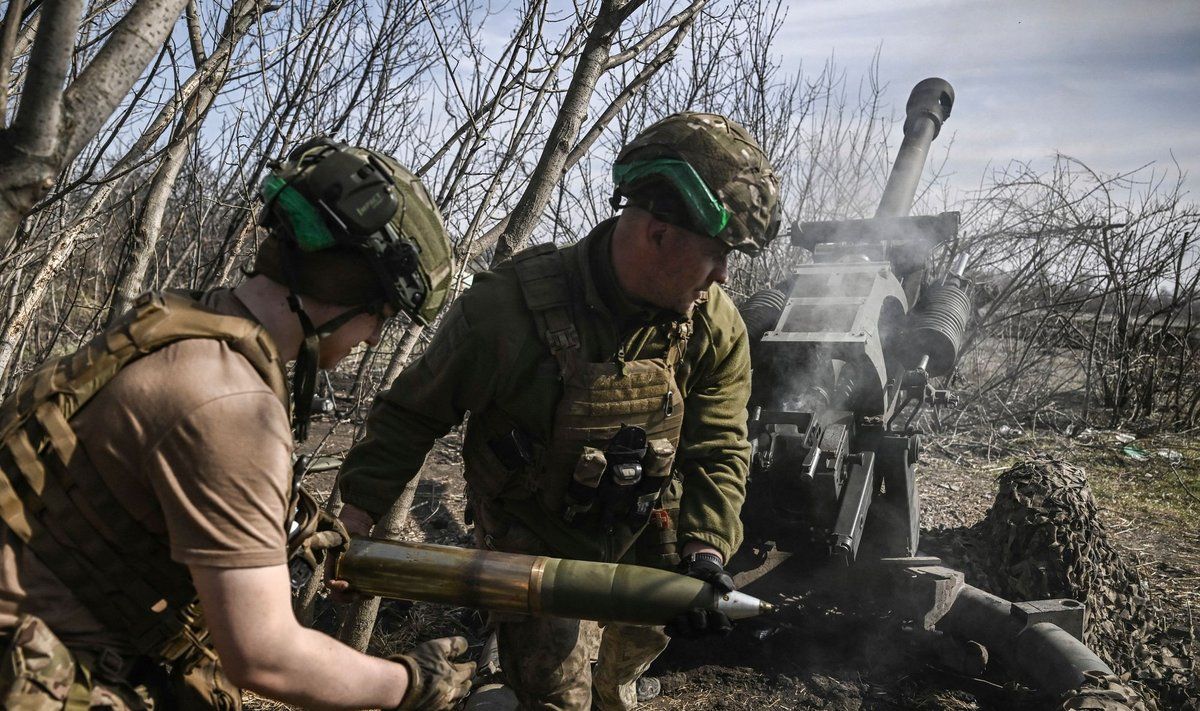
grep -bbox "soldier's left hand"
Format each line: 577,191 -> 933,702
389,636 -> 476,710
325,503 -> 375,603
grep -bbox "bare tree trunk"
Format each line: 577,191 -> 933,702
211,215 -> 257,287
381,321 -> 426,387
0,0 -> 27,127
108,133 -> 197,321
0,0 -> 84,245
490,0 -> 648,265
0,0 -> 189,251
336,477 -> 421,652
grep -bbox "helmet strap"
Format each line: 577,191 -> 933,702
314,304 -> 374,337
278,237 -> 320,441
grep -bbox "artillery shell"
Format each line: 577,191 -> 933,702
336,537 -> 774,625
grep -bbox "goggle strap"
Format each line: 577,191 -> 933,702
291,330 -> 318,442
612,159 -> 729,238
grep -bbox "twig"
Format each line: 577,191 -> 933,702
417,0 -> 480,141
1170,462 -> 1200,505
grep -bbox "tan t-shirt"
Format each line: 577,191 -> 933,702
0,290 -> 293,650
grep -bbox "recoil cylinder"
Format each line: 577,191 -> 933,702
739,288 -> 788,343
899,283 -> 972,376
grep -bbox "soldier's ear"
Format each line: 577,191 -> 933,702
643,217 -> 668,248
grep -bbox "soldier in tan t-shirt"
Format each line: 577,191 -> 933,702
0,139 -> 470,710
0,290 -> 293,653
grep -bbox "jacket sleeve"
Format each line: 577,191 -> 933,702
674,300 -> 752,561
338,297 -> 496,521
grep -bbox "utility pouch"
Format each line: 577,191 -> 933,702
487,428 -> 536,471
596,425 -> 648,532
628,438 -> 676,524
562,446 -> 606,523
169,649 -> 241,711
635,478 -> 683,569
0,615 -> 85,709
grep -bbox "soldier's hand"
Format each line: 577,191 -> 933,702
325,503 -> 374,603
680,550 -> 735,593
666,551 -> 735,639
389,636 -> 476,710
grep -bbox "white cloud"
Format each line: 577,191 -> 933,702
772,0 -> 1199,191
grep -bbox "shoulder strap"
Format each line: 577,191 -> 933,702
0,290 -> 286,660
511,244 -> 581,378
127,290 -> 288,408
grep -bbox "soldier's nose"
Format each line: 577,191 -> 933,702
710,255 -> 729,285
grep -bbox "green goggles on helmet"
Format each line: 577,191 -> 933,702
260,142 -> 429,319
612,158 -> 731,239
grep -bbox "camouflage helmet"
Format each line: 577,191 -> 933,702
258,137 -> 453,325
614,112 -> 781,253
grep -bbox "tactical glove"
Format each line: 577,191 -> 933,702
289,507 -> 349,589
390,636 -> 476,710
665,552 -> 735,638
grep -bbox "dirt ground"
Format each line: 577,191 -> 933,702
261,416 -> 1198,710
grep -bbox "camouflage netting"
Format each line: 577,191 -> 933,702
970,458 -> 1197,710
1058,671 -> 1156,711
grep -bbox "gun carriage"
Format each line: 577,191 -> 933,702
736,77 -> 969,566
728,79 -> 1130,705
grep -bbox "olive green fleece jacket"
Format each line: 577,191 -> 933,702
339,219 -> 751,561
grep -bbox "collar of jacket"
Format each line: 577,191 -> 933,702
571,217 -> 688,333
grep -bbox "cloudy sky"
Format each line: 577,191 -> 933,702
774,0 -> 1199,195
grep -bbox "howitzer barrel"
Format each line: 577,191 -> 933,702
875,78 -> 955,218
337,537 -> 774,626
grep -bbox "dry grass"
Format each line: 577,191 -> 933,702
243,419 -> 1198,709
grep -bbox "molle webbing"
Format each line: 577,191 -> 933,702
510,242 -> 692,376
0,290 -> 287,658
511,244 -> 581,377
508,242 -> 690,562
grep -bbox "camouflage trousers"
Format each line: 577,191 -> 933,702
0,616 -> 156,710
474,506 -> 672,711
496,613 -> 669,711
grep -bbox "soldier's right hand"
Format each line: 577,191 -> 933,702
389,636 -> 476,710
665,551 -> 735,638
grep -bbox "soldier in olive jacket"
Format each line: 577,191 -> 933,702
338,114 -> 781,710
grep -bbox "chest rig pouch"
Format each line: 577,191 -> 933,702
512,244 -> 689,555
0,290 -> 288,703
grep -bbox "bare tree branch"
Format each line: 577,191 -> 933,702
107,0 -> 278,323
490,0 -> 649,265
0,0 -> 28,128
603,0 -> 702,70
184,0 -> 206,64
566,6 -> 698,168
8,0 -> 79,156
60,0 -> 189,159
